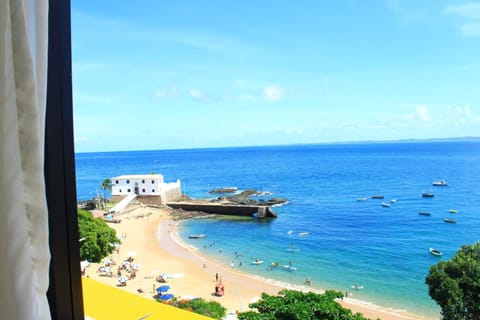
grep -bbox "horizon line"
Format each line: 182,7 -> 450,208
75,136 -> 480,154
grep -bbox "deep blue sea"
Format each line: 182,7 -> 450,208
75,140 -> 480,318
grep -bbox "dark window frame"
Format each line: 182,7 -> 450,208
45,0 -> 84,319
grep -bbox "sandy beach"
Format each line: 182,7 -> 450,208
83,205 -> 433,320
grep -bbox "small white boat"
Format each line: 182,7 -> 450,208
287,230 -> 293,235
188,234 -> 206,239
299,232 -> 309,236
429,248 -> 442,257
351,285 -> 363,290
390,199 -> 397,203
283,265 -> 297,271
448,209 -> 458,213
432,180 -> 448,186
357,197 -> 368,201
381,202 -> 391,207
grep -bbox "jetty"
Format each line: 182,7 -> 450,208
166,201 -> 277,218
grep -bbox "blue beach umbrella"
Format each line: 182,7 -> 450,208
159,293 -> 174,301
156,285 -> 170,293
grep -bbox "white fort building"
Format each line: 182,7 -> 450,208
111,174 -> 182,206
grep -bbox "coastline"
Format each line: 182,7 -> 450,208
83,205 -> 434,320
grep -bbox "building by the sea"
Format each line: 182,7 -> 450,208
111,174 -> 181,206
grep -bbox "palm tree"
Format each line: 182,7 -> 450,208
100,178 -> 112,210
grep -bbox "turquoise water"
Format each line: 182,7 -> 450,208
76,140 -> 480,318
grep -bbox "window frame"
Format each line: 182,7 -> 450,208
45,0 -> 84,318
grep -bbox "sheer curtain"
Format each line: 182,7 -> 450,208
0,0 -> 50,319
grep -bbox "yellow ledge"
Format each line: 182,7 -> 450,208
82,277 -> 212,319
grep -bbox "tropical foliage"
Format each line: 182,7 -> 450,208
163,298 -> 226,319
426,242 -> 480,320
237,289 -> 367,320
100,178 -> 112,209
101,178 -> 112,193
78,209 -> 118,263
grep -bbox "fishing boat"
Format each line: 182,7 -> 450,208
298,232 -> 309,236
429,248 -> 442,256
422,192 -> 434,198
188,234 -> 206,239
371,195 -> 384,199
448,209 -> 458,213
381,202 -> 391,207
432,180 -> 448,186
356,197 -> 368,201
419,212 -> 431,216
444,218 -> 456,224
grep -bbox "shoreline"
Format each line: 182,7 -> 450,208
169,218 -> 433,320
83,206 -> 435,320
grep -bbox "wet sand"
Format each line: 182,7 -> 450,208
83,205 -> 433,319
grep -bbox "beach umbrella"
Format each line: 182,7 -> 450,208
156,285 -> 170,293
118,276 -> 128,283
159,293 -> 174,301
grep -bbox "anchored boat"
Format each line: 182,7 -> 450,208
188,234 -> 206,239
429,248 -> 442,256
432,180 -> 448,186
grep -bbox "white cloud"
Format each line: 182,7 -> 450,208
445,3 -> 480,36
263,85 -> 284,101
461,22 -> 480,36
444,105 -> 480,125
402,105 -> 431,121
188,88 -> 210,101
416,105 -> 431,121
445,3 -> 480,19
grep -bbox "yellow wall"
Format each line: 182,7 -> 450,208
82,277 -> 212,319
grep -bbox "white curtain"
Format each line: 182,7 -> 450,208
0,0 -> 50,319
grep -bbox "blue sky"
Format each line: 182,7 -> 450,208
72,0 -> 480,152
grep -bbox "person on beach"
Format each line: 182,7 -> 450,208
216,273 -> 218,282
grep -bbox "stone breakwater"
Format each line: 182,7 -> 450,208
167,189 -> 286,218
166,202 -> 278,218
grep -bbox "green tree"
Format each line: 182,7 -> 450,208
426,242 -> 480,320
101,178 -> 112,193
166,298 -> 226,319
100,178 -> 112,209
237,289 -> 367,320
78,209 -> 118,262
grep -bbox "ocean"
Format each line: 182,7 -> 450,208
75,140 -> 480,318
